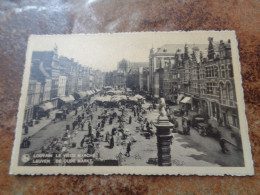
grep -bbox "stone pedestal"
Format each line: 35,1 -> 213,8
154,114 -> 173,166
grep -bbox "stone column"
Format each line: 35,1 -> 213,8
153,102 -> 173,166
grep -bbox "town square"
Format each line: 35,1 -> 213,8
17,34 -> 244,167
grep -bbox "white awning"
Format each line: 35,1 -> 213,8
39,102 -> 54,111
86,90 -> 94,96
128,96 -> 138,102
59,95 -> 75,103
177,94 -> 184,104
181,97 -> 192,104
134,94 -> 145,99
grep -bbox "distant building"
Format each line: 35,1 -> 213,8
24,80 -> 41,124
139,67 -> 149,91
41,79 -> 52,102
149,45 -> 176,98
57,76 -> 67,97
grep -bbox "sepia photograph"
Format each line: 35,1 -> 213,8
10,31 -> 253,175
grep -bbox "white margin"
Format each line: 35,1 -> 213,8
9,31 -> 254,176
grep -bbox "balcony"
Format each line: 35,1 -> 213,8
220,99 -> 237,108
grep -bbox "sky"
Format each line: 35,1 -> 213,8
29,31 -> 234,71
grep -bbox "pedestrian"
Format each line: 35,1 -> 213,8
109,117 -> 113,125
219,138 -> 228,154
147,126 -> 153,136
88,122 -> 92,136
80,135 -> 87,148
125,141 -> 131,157
75,109 -> 77,116
129,115 -> 132,124
134,110 -> 136,117
72,121 -> 75,130
47,112 -> 50,119
82,113 -> 84,119
105,132 -> 110,142
24,124 -> 29,135
90,114 -> 93,121
112,128 -> 117,136
141,123 -> 144,131
96,129 -> 100,138
110,136 -> 114,148
81,122 -> 84,131
182,117 -> 185,126
146,121 -> 150,130
218,117 -> 223,127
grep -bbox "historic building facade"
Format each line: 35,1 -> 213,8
149,45 -> 176,98
147,38 -> 239,132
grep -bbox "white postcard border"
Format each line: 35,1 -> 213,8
10,31 -> 254,175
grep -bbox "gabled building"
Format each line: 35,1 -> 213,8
149,45 -> 176,98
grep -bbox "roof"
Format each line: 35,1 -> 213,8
39,102 -> 54,111
156,44 -> 179,55
59,95 -> 75,103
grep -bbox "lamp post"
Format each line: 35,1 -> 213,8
153,98 -> 173,166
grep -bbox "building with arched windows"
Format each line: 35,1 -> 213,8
199,38 -> 239,131
148,38 -> 240,133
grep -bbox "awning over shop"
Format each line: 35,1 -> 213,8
86,90 -> 94,96
134,94 -> 145,99
107,90 -> 122,95
128,96 -> 138,102
177,94 -> 184,104
78,91 -> 88,98
103,86 -> 112,90
111,95 -> 127,102
181,97 -> 192,104
39,102 -> 54,111
59,95 -> 75,103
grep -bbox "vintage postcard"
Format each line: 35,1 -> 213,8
10,31 -> 254,175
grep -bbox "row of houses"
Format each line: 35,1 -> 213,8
24,45 -> 104,125
147,37 -> 239,132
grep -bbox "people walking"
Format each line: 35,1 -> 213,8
219,138 -> 229,154
129,115 -> 132,124
81,122 -> 84,131
88,122 -> 92,136
110,136 -> 114,148
125,141 -> 131,157
24,124 -> 29,135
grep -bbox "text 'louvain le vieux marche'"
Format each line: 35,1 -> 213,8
20,37 -> 244,167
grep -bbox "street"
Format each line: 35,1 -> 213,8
19,93 -> 244,167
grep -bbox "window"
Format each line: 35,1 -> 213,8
232,115 -> 238,127
228,64 -> 233,77
207,83 -> 213,94
214,66 -> 219,77
226,83 -> 234,100
221,65 -> 225,78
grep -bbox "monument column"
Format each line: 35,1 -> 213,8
153,98 -> 173,166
